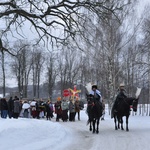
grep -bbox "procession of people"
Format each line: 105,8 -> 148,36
0,95 -> 85,122
0,84 -> 107,122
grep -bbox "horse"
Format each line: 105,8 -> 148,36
112,97 -> 139,131
86,94 -> 103,133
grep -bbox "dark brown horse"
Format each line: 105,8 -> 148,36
112,97 -> 139,131
87,94 -> 103,133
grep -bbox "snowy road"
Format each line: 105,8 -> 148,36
0,107 -> 150,150
59,110 -> 150,150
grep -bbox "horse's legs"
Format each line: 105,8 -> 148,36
117,116 -> 120,129
92,119 -> 96,133
120,117 -> 124,130
114,115 -> 118,130
96,118 -> 100,133
89,120 -> 92,131
126,116 -> 129,131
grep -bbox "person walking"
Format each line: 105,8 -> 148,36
22,101 -> 30,118
61,98 -> 69,122
13,96 -> 20,119
54,97 -> 62,121
45,101 -> 53,120
8,97 -> 14,118
0,98 -> 8,118
75,97 -> 81,121
69,99 -> 75,122
30,99 -> 37,118
49,101 -> 54,118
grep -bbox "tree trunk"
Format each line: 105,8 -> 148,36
1,50 -> 5,97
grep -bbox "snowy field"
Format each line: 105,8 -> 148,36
0,105 -> 150,150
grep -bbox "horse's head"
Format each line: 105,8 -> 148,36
86,94 -> 94,102
132,98 -> 139,112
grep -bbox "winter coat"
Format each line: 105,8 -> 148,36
49,103 -> 54,112
90,89 -> 102,102
69,101 -> 75,113
54,101 -> 62,115
30,101 -> 36,107
30,101 -> 37,111
61,101 -> 69,110
8,97 -> 14,112
79,101 -> 84,110
22,102 -> 30,109
0,98 -> 8,110
13,100 -> 20,113
116,89 -> 127,102
75,100 -> 80,112
22,102 -> 30,113
45,104 -> 52,114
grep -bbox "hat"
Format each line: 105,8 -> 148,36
92,85 -> 97,89
57,97 -> 61,101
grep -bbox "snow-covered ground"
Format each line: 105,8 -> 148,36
0,105 -> 150,150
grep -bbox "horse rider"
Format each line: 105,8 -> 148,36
86,85 -> 103,124
113,83 -> 127,112
89,85 -> 102,104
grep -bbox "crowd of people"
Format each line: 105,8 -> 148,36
0,96 -> 84,122
0,96 -> 21,119
0,84 -> 109,122
55,97 -> 84,122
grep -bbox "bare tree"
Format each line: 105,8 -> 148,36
57,43 -> 82,94
44,52 -> 58,99
0,0 -> 125,54
1,50 -> 6,97
11,40 -> 32,98
72,0 -> 140,113
140,7 -> 150,115
31,47 -> 45,98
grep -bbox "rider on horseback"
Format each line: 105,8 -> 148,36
86,84 -> 103,127
89,85 -> 102,103
113,83 -> 127,112
88,85 -> 103,115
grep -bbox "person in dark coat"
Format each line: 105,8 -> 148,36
89,85 -> 102,103
54,97 -> 62,121
45,101 -> 53,120
36,101 -> 40,119
8,97 -> 14,118
0,98 -> 8,118
49,101 -> 54,118
13,96 -> 20,119
113,83 -> 127,112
